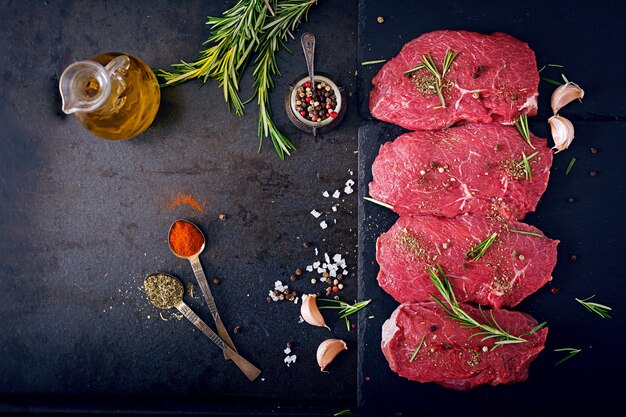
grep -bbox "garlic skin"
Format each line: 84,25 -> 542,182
301,294 -> 329,329
316,338 -> 348,372
551,81 -> 584,115
549,115 -> 575,153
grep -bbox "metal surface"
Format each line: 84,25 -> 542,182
301,33 -> 316,92
357,1 -> 626,416
0,0 -> 358,415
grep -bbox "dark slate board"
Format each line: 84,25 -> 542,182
0,0 -> 359,415
356,1 -> 626,415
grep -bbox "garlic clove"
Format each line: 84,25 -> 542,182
316,338 -> 348,372
551,81 -> 584,115
301,294 -> 329,329
549,115 -> 575,153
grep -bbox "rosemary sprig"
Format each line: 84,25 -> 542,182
575,295 -> 612,318
318,298 -> 372,331
554,347 -> 581,366
404,49 -> 460,108
465,232 -> 498,261
362,59 -> 387,66
409,334 -> 426,362
510,229 -> 543,237
517,151 -> 538,181
540,77 -> 563,86
334,410 -> 351,416
513,114 -> 535,149
566,157 -> 576,175
364,196 -> 394,210
428,265 -> 528,347
158,0 -> 317,159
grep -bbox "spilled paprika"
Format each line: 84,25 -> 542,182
169,220 -> 204,257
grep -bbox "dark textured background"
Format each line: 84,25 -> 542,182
357,1 -> 626,416
0,0 -> 358,415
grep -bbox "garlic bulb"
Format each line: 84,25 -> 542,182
316,338 -> 348,372
551,81 -> 584,115
549,115 -> 575,153
300,294 -> 329,329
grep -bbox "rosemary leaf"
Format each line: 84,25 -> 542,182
566,157 -> 576,175
364,196 -> 394,210
409,335 -> 426,362
466,232 -> 498,261
362,59 -> 387,66
513,114 -> 535,149
541,77 -> 563,86
575,295 -> 612,319
554,347 -> 581,366
510,229 -> 543,238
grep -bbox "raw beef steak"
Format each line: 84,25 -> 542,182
377,215 -> 558,308
369,123 -> 552,220
381,302 -> 547,390
370,30 -> 539,130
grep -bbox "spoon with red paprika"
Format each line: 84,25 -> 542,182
168,219 -> 237,359
144,272 -> 260,381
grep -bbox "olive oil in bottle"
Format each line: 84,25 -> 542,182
59,52 -> 160,140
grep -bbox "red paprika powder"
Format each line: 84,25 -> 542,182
169,220 -> 204,257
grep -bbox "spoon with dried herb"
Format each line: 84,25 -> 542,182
144,273 -> 261,381
168,219 -> 237,359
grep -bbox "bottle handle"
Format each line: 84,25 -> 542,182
104,55 -> 130,93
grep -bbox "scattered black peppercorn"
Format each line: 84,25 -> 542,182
443,343 -> 452,350
212,278 -> 221,285
478,66 -> 485,72
303,241 -> 311,248
589,170 -> 598,177
590,147 -> 599,154
218,213 -> 227,221
567,197 -> 575,203
233,325 -> 241,334
429,325 -> 437,332
295,268 -> 302,276
290,274 -> 297,282
570,254 -> 578,261
472,72 -> 479,78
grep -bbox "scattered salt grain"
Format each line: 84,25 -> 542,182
311,209 -> 321,218
298,316 -> 304,323
306,265 -> 313,272
345,179 -> 355,187
313,261 -> 321,268
315,248 -> 319,256
284,347 -> 292,354
332,205 -> 338,212
333,254 -> 342,262
344,186 -> 354,194
332,190 -> 341,198
322,191 -> 330,197
320,221 -> 328,229
284,355 -> 297,367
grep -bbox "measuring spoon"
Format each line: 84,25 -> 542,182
144,273 -> 261,381
168,219 -> 237,359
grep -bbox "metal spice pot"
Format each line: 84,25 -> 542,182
284,72 -> 347,135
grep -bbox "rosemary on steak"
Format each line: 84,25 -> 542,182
465,232 -> 498,261
513,114 -> 535,149
428,265 -> 541,348
158,0 -> 317,159
404,49 -> 460,109
509,229 -> 543,238
575,295 -> 612,318
409,334 -> 426,362
318,298 -> 372,331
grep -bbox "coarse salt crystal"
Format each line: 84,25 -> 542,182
298,316 -> 304,323
310,209 -> 321,218
294,297 -> 299,304
346,179 -> 355,187
322,191 -> 330,197
344,186 -> 353,194
306,265 -> 313,272
330,270 -> 337,278
333,254 -> 342,262
320,221 -> 328,229
284,347 -> 291,354
332,190 -> 341,198
317,268 -> 325,274
325,253 -> 331,263
332,205 -> 338,212
315,248 -> 319,255
313,261 -> 321,268
320,277 -> 326,282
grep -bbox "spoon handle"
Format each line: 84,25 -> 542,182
189,256 -> 237,359
301,32 -> 315,89
176,302 -> 261,381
